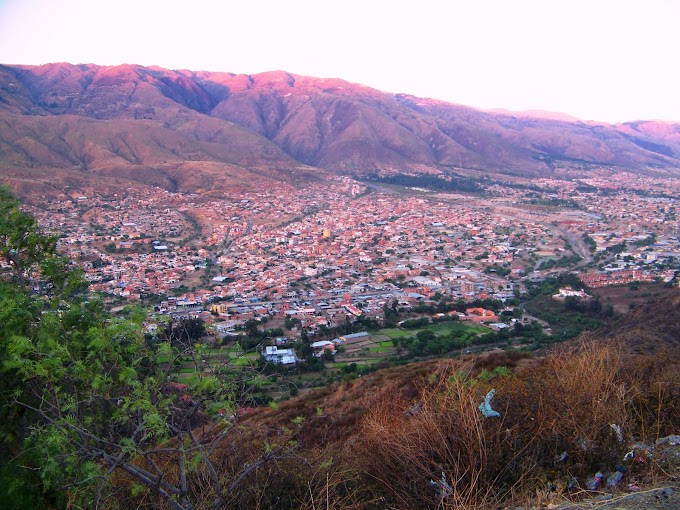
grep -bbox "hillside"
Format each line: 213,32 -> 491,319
1,63 -> 680,194
0,109 -> 320,194
115,290 -> 677,509
600,288 -> 680,351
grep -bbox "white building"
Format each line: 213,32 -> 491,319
262,346 -> 298,365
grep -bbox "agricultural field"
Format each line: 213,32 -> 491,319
333,333 -> 392,366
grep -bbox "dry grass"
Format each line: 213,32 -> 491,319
359,337 -> 680,509
361,362 -> 523,509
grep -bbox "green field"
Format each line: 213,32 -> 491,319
380,321 -> 487,340
382,320 -> 487,339
426,321 -> 488,336
332,320 -> 493,367
231,355 -> 257,366
381,328 -> 411,338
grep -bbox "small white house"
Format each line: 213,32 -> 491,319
262,346 -> 298,365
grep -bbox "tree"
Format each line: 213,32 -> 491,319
284,316 -> 301,330
0,188 -> 292,509
382,300 -> 399,327
0,186 -> 58,284
416,330 -> 437,343
163,317 -> 207,348
322,348 -> 335,362
244,318 -> 260,337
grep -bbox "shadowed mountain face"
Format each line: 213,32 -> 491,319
1,63 -> 679,193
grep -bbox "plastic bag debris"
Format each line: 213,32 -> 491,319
479,388 -> 500,418
566,478 -> 578,491
610,423 -> 624,442
655,434 -> 680,447
429,470 -> 453,499
585,471 -> 603,490
624,442 -> 654,465
606,471 -> 623,487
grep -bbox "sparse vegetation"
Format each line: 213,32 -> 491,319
358,335 -> 679,508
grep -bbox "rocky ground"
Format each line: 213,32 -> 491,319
556,484 -> 677,510
509,436 -> 680,510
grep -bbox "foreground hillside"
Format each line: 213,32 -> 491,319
116,290 -> 679,509
1,63 -> 680,195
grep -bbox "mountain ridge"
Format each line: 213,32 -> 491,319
1,62 -> 679,193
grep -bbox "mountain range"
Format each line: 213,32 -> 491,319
1,62 -> 679,194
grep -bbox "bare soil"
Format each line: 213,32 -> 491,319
591,282 -> 676,315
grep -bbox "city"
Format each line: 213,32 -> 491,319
22,171 -> 679,348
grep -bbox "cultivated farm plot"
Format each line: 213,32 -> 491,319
381,328 -> 409,339
334,334 -> 396,365
341,338 -> 378,354
385,321 -> 488,341
427,321 -> 488,336
170,346 -> 260,381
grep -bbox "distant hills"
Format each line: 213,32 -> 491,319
1,62 -> 679,194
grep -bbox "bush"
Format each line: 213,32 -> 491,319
359,338 -> 679,508
361,367 -> 510,508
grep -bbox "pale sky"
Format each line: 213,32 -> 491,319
1,0 -> 678,124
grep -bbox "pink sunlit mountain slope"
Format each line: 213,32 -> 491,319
1,63 -> 679,194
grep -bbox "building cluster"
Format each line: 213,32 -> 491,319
22,172 -> 678,320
